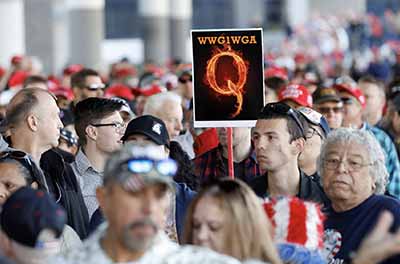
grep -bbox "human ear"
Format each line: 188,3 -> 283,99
85,125 -> 97,141
26,114 -> 38,132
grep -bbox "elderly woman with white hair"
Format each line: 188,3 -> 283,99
320,128 -> 400,264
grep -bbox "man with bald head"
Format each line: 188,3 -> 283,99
6,88 -> 63,164
5,88 -> 89,239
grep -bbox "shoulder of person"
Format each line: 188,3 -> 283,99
159,245 -> 242,264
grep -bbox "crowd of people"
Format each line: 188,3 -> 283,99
1,10 -> 400,264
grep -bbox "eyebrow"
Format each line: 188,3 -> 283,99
253,130 -> 279,136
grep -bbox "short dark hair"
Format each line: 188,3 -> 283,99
23,75 -> 47,89
71,68 -> 100,89
257,103 -> 308,142
74,97 -> 124,146
5,88 -> 56,129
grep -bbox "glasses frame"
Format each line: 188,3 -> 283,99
323,157 -> 374,172
341,97 -> 355,105
306,127 -> 324,140
90,122 -> 126,133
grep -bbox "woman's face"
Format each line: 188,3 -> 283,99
192,196 -> 226,254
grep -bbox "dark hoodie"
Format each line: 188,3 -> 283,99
40,149 -> 89,239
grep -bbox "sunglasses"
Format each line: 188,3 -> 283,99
123,158 -> 178,177
0,151 -> 61,202
0,151 -> 37,185
178,76 -> 192,84
84,83 -> 106,91
261,102 -> 306,139
341,97 -> 354,105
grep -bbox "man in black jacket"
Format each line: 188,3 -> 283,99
4,88 -> 88,239
250,102 -> 329,208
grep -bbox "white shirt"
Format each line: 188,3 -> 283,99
49,223 -> 259,264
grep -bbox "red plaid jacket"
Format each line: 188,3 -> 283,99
193,144 -> 260,186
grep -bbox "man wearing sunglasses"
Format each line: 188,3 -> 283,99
250,102 -> 329,208
334,82 -> 400,199
90,115 -> 196,243
71,68 -> 105,104
312,87 -> 344,129
52,143 -> 241,264
72,97 -> 125,218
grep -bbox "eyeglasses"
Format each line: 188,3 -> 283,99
323,157 -> 374,172
341,97 -> 354,105
179,76 -> 192,84
317,107 -> 343,114
306,127 -> 324,140
91,122 -> 126,133
123,158 -> 178,176
84,83 -> 106,90
261,102 -> 306,139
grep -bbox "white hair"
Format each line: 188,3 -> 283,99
143,91 -> 182,117
317,128 -> 388,194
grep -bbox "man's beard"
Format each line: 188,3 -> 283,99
121,217 -> 158,252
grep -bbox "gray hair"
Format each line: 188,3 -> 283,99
143,92 -> 182,117
317,128 -> 388,194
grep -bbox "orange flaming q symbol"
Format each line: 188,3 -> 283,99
205,45 -> 249,117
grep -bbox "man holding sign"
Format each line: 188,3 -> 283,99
193,127 -> 260,186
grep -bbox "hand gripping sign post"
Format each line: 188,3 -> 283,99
191,28 -> 265,178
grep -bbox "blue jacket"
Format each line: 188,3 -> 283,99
89,182 -> 196,242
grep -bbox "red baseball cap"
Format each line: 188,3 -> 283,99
334,83 -> 366,108
278,84 -> 313,107
264,66 -> 288,81
11,55 -> 23,65
52,87 -> 74,100
63,64 -> 83,76
105,83 -> 134,101
8,70 -> 28,88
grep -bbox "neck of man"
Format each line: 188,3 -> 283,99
344,116 -> 363,129
331,196 -> 369,212
11,134 -> 47,164
221,137 -> 252,163
299,159 -> 317,176
82,144 -> 108,173
366,112 -> 382,126
101,229 -> 145,262
267,161 -> 300,197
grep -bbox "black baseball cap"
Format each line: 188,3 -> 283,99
312,87 -> 341,105
121,115 -> 170,147
1,187 -> 66,248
